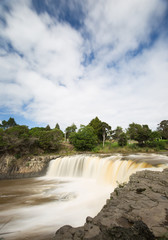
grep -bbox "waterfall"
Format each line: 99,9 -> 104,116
46,154 -> 165,187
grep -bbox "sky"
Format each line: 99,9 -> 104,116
0,0 -> 168,131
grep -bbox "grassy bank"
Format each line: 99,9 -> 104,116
91,140 -> 168,154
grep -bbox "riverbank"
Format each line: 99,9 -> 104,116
53,168 -> 168,240
0,154 -> 59,179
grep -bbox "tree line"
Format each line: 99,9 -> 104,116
0,117 -> 168,155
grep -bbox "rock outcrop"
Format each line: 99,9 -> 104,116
0,154 -> 59,179
53,168 -> 168,240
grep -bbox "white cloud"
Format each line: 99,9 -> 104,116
0,0 -> 167,130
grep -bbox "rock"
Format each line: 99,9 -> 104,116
0,154 -> 59,179
53,168 -> 168,239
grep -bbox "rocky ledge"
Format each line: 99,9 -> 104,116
53,168 -> 168,240
0,154 -> 59,179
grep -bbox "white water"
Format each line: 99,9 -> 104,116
46,154 -> 166,187
0,154 -> 168,239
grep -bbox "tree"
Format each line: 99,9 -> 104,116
0,117 -> 17,129
65,123 -> 77,140
89,117 -> 111,145
127,123 -> 152,145
150,131 -> 161,141
101,121 -> 112,147
55,123 -> 60,130
118,133 -> 127,147
69,125 -> 98,151
5,125 -> 29,138
45,125 -> 51,131
112,126 -> 123,140
157,120 -> 168,139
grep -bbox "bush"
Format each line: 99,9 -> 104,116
37,129 -> 63,152
146,140 -> 167,150
70,125 -> 98,151
5,125 -> 29,138
118,133 -> 127,147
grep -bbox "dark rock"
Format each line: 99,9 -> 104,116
53,168 -> 168,240
53,221 -> 155,240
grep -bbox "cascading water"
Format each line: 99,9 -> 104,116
46,154 -> 165,188
0,154 -> 167,240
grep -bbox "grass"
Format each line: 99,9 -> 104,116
92,140 -> 168,154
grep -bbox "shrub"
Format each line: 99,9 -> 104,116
118,133 -> 127,147
70,125 -> 98,151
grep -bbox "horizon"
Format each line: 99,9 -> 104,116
0,0 -> 168,131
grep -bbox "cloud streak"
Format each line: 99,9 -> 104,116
0,0 -> 168,130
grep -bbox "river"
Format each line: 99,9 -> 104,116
0,153 -> 168,239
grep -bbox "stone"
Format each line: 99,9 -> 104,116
53,168 -> 168,240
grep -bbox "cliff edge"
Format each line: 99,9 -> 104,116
53,168 -> 168,240
0,154 -> 58,179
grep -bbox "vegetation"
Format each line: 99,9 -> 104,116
0,117 -> 168,156
69,125 -> 98,151
88,117 -> 111,146
127,123 -> 152,146
0,120 -> 64,156
112,126 -> 124,140
118,133 -> 127,147
157,120 -> 168,139
65,123 -> 77,140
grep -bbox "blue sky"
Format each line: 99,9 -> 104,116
0,0 -> 168,130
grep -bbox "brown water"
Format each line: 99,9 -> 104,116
0,178 -> 62,239
0,153 -> 168,240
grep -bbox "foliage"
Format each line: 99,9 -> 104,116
36,129 -> 63,151
118,133 -> 127,146
65,123 -> 77,139
29,127 -> 46,137
5,125 -> 29,138
0,117 -> 17,129
127,123 -> 152,145
55,123 -> 60,130
157,120 -> 168,139
69,125 -> 98,151
0,121 -> 64,155
88,117 -> 111,142
146,140 -> 168,150
150,131 -> 161,141
112,126 -> 123,140
45,125 -> 51,131
0,117 -> 168,155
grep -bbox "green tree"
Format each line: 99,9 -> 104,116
37,129 -> 63,151
69,125 -> 98,151
157,120 -> 168,139
127,123 -> 152,145
55,123 -> 60,130
5,125 -> 29,138
150,131 -> 161,141
65,123 -> 77,140
89,117 -> 111,145
45,125 -> 51,131
29,127 -> 46,137
118,133 -> 127,147
112,126 -> 123,140
0,117 -> 17,129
